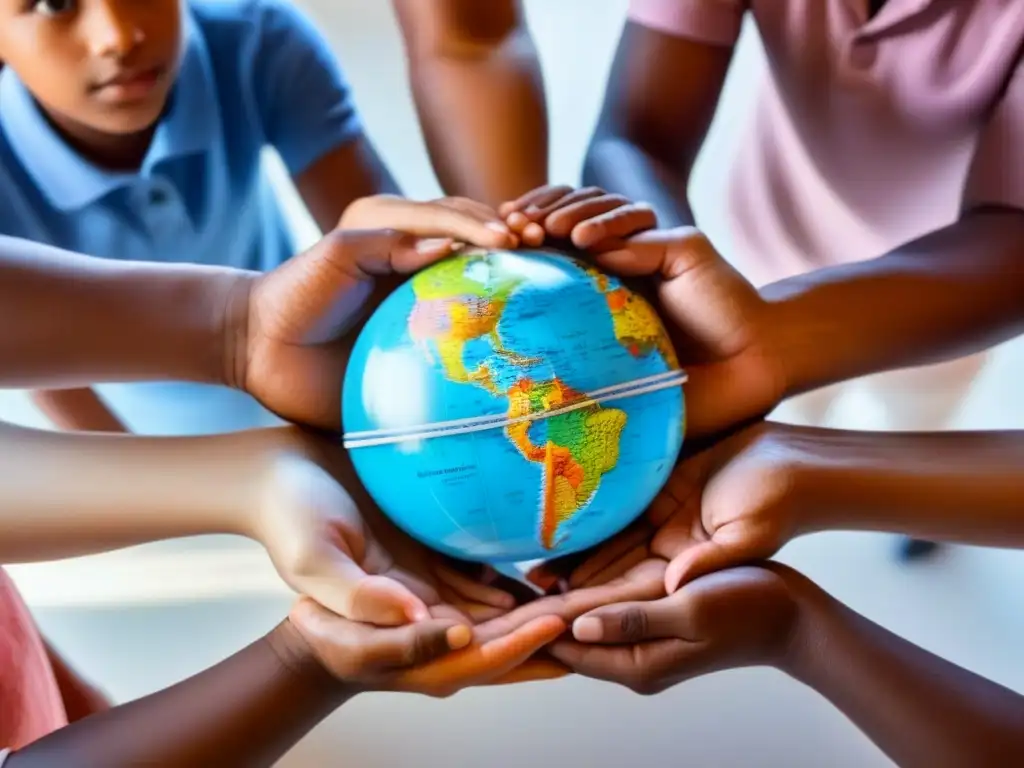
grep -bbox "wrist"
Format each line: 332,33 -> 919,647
127,261 -> 247,388
265,620 -> 354,703
220,270 -> 257,393
777,426 -> 925,538
750,290 -> 805,404
754,424 -> 858,539
223,427 -> 318,542
769,565 -> 836,682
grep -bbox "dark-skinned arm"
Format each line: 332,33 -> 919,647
784,427 -> 1024,548
784,571 -> 1024,768
0,236 -> 234,390
393,0 -> 548,206
7,623 -> 349,768
582,19 -> 735,227
547,565 -> 1024,768
763,207 -> 1024,403
764,54 -> 1024,399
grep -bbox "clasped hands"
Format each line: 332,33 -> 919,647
229,185 -> 816,698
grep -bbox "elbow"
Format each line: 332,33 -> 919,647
582,127 -> 636,187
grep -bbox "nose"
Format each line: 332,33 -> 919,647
83,0 -> 145,59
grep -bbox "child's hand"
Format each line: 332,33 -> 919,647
472,559 -> 668,645
239,212 -> 513,433
288,598 -> 567,697
547,564 -> 802,695
498,185 -> 657,249
533,421 -> 806,595
338,194 -> 518,249
252,429 -> 519,627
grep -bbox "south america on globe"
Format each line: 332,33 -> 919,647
342,248 -> 686,564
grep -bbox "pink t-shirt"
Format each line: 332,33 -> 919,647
0,568 -> 67,750
628,0 -> 1024,285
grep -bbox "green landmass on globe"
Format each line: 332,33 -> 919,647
406,250 -> 679,550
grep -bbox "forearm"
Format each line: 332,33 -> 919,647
0,421 -> 287,563
31,388 -> 127,433
783,575 -> 1024,767
784,426 -> 1024,547
406,35 -> 548,205
0,236 -> 240,389
762,210 -> 1024,399
8,622 -> 351,768
582,133 -> 695,229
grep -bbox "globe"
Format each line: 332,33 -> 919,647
342,248 -> 685,564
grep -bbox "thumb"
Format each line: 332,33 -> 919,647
664,538 -> 754,593
361,618 -> 474,671
339,573 -> 434,626
570,595 -> 684,644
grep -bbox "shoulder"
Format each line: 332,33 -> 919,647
187,0 -> 330,67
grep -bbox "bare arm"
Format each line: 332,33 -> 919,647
393,0 -> 547,206
7,623 -> 347,768
295,134 -> 400,234
0,419 -> 287,563
582,21 -> 734,227
763,209 -> 1024,402
783,426 -> 1024,548
762,56 -> 1024,404
30,388 -> 128,432
549,565 -> 1024,768
785,572 -> 1024,768
0,236 -> 234,390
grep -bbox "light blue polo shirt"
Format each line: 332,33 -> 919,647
0,0 -> 363,435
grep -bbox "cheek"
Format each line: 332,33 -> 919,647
147,0 -> 183,54
2,39 -> 86,107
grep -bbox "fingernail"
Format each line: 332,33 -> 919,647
446,625 -> 472,650
486,221 -> 511,233
573,617 -> 604,642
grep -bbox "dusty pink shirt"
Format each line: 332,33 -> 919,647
628,0 -> 1024,284
0,568 -> 66,750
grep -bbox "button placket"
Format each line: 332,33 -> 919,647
134,177 -> 193,243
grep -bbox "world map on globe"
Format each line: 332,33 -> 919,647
343,249 -> 685,563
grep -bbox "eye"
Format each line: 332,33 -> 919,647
32,0 -> 76,16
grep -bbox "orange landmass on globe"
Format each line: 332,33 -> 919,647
587,268 -> 679,368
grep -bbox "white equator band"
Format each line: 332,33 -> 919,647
342,369 -> 687,450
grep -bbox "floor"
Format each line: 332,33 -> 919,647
4,2 -> 1024,766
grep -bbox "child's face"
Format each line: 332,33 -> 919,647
0,0 -> 183,137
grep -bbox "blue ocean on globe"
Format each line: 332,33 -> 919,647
342,248 -> 685,564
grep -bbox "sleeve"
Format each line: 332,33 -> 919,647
246,0 -> 363,176
626,0 -> 747,47
0,748 -> 9,767
962,61 -> 1024,213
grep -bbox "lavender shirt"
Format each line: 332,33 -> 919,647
629,0 -> 1024,284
